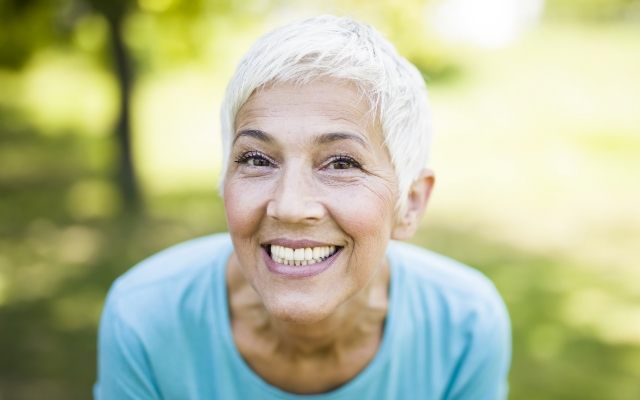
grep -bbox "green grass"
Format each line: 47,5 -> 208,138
1,21 -> 639,400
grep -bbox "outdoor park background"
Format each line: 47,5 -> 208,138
1,0 -> 639,398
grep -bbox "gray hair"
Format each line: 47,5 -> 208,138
219,15 -> 432,214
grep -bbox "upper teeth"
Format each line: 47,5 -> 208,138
270,245 -> 337,266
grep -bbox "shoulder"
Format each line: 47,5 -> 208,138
387,241 -> 511,398
104,233 -> 232,328
113,233 -> 231,292
388,241 -> 502,300
387,240 -> 509,332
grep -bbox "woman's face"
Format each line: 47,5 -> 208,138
224,79 -> 402,323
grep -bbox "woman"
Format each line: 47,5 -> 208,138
95,15 -> 511,399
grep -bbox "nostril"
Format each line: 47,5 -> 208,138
266,197 -> 325,223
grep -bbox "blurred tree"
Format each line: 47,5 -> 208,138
0,0 -> 275,211
88,0 -> 139,209
0,0 -> 56,68
0,0 -> 141,209
545,0 -> 640,21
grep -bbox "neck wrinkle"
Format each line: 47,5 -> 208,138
227,252 -> 390,361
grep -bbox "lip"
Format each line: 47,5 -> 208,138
261,245 -> 342,279
262,238 -> 337,248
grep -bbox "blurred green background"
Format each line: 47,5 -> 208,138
1,0 -> 639,398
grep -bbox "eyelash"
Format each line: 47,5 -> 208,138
234,151 -> 275,167
325,154 -> 362,170
234,151 -> 362,170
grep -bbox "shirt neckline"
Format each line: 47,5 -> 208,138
213,238 -> 400,399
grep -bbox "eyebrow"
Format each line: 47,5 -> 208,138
313,132 -> 370,150
233,129 -> 273,145
233,129 -> 370,150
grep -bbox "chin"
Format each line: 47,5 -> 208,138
263,294 -> 341,325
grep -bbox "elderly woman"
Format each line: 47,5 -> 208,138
95,15 -> 511,399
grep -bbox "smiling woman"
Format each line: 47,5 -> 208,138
94,15 -> 511,399
225,81 -> 399,327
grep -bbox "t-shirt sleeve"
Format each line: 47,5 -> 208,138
444,295 -> 512,400
94,289 -> 161,400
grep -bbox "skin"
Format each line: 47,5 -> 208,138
223,79 -> 434,394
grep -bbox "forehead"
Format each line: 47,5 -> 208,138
234,80 -> 381,143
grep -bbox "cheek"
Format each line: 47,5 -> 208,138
329,179 -> 397,241
329,184 -> 394,289
223,179 -> 269,237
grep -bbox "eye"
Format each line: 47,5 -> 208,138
326,155 -> 362,170
235,151 -> 275,168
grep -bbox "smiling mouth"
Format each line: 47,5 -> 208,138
264,244 -> 341,266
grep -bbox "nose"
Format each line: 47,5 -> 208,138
266,167 -> 325,224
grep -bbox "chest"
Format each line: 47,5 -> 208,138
234,332 -> 382,394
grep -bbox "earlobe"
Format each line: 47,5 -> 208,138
391,169 -> 435,240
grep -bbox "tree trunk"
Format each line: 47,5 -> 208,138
106,12 -> 140,210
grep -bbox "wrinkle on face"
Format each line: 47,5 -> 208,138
224,78 -> 401,325
221,79 -> 429,394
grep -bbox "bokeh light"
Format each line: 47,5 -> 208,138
1,0 -> 639,399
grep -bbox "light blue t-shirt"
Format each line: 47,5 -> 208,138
95,234 -> 510,399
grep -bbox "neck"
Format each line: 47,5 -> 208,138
226,255 -> 390,360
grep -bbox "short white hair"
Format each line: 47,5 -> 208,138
219,15 -> 432,215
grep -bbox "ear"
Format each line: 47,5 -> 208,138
391,169 -> 435,240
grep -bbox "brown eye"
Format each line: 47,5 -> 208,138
326,155 -> 361,170
330,160 -> 354,169
235,151 -> 275,168
248,157 -> 271,167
